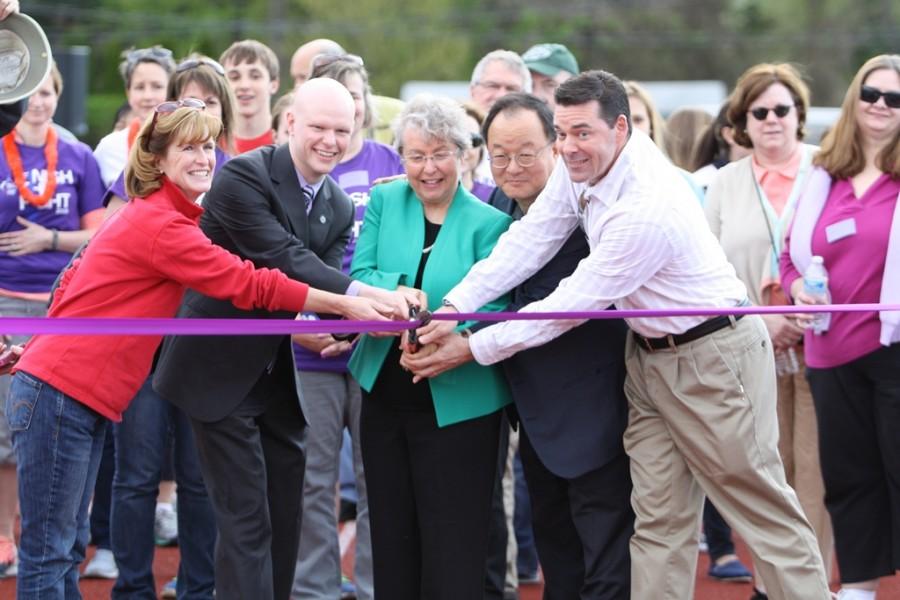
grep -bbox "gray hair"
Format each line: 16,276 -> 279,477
469,50 -> 533,94
394,94 -> 472,153
118,46 -> 176,89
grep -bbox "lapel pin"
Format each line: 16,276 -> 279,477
319,215 -> 326,224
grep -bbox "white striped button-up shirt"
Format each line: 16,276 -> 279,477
444,131 -> 747,366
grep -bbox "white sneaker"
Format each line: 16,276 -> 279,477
834,589 -> 876,600
0,536 -> 17,578
154,502 -> 178,546
82,548 -> 119,579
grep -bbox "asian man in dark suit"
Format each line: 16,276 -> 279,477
153,78 -> 412,600
403,93 -> 634,599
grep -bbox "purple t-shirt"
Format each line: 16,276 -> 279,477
294,139 -> 404,372
470,180 -> 495,203
803,175 -> 899,368
103,146 -> 230,206
0,138 -> 105,292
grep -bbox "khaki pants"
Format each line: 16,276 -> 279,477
776,350 -> 834,580
623,315 -> 829,600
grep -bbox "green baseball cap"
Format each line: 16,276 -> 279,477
522,43 -> 579,78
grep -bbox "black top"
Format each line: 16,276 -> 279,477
369,216 -> 441,410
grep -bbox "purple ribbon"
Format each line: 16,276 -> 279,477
0,303 -> 897,336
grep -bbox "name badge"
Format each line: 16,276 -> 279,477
825,218 -> 856,243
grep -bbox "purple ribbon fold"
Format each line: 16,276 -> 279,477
0,303 -> 898,336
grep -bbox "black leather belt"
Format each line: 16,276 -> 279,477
634,313 -> 744,351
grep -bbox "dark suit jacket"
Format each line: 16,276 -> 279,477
0,100 -> 24,137
488,188 -> 629,479
153,144 -> 354,422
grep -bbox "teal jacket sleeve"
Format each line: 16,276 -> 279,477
349,184 -> 406,291
457,212 -> 513,332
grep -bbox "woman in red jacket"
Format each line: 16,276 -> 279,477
5,102 -> 390,600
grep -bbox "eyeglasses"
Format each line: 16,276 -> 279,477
401,150 -> 458,167
489,141 -> 554,169
310,53 -> 365,72
748,104 -> 794,121
860,85 -> 900,109
176,57 -> 226,77
143,98 -> 206,150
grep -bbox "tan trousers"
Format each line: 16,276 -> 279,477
623,315 -> 829,600
775,349 -> 834,580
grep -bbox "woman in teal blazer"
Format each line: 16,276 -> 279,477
348,95 -> 512,600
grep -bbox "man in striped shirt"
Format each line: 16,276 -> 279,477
408,70 -> 830,600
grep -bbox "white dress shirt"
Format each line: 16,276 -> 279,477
93,127 -> 129,188
444,131 -> 747,366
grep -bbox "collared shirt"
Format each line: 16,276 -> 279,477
444,131 -> 747,365
751,144 -> 803,216
295,169 -> 326,214
293,168 -> 362,296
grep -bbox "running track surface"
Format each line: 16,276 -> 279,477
2,530 -> 898,599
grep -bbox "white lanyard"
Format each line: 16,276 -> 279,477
751,146 -> 814,280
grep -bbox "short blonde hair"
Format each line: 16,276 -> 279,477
816,54 -> 900,180
125,107 -> 223,199
48,62 -> 63,96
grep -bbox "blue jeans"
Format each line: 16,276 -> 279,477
7,371 -> 107,600
111,377 -> 215,600
88,427 -> 115,550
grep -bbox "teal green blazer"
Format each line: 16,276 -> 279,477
348,180 -> 513,427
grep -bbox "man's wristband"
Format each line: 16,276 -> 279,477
50,229 -> 59,251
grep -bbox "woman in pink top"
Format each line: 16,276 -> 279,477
5,104 -> 391,600
781,54 -> 900,600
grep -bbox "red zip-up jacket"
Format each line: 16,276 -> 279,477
15,178 -> 310,420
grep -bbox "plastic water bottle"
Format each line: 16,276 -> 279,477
802,256 -> 831,335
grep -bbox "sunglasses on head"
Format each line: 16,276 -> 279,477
749,104 -> 794,121
860,85 -> 900,109
310,53 -> 365,72
176,57 -> 226,77
143,98 -> 207,151
126,46 -> 173,67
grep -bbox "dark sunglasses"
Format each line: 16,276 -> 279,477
143,98 -> 207,150
749,104 -> 794,121
176,57 -> 226,77
860,85 -> 900,109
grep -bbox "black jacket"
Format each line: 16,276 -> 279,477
153,144 -> 354,422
